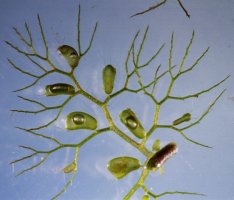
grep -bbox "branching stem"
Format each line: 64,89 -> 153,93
8,6 -> 228,200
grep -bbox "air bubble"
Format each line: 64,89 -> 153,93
126,116 -> 138,129
73,114 -> 85,125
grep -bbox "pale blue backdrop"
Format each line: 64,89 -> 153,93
0,0 -> 234,200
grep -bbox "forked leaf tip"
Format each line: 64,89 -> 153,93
15,126 -> 27,132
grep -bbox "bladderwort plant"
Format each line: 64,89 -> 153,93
7,5 -> 229,200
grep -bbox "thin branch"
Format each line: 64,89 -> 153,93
132,27 -> 164,71
134,62 -> 159,104
181,90 -> 226,131
81,22 -> 98,56
17,96 -> 46,108
16,153 -> 49,176
11,104 -> 62,114
125,30 -> 140,78
157,125 -> 211,148
19,145 -> 38,152
51,170 -> 77,200
8,58 -> 39,78
123,168 -> 149,200
178,31 -> 194,72
25,55 -> 47,72
169,32 -> 174,78
78,127 -> 111,147
8,19 -> 59,74
13,26 -> 31,47
5,40 -> 46,60
176,129 -> 212,148
138,43 -> 165,69
28,96 -> 73,131
76,4 -> 98,57
159,38 -> 210,105
10,152 -> 38,164
157,90 -> 226,147
51,148 -> 79,200
180,47 -> 210,75
16,127 -> 62,145
136,26 -> 149,64
77,4 -> 81,55
127,28 -> 166,104
13,70 -> 54,92
131,0 -> 167,18
110,65 -> 177,98
141,185 -> 157,198
131,0 -> 190,18
37,14 -> 49,58
151,64 -> 161,94
24,22 -> 33,45
169,75 -> 230,100
177,0 -> 190,18
28,109 -> 60,131
157,65 -> 177,81
11,109 -> 48,114
156,191 -> 204,198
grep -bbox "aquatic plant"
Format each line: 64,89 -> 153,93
131,0 -> 191,18
7,5 -> 228,200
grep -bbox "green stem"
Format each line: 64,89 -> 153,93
102,104 -> 151,157
123,168 -> 149,200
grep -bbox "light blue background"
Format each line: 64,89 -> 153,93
0,0 -> 234,199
